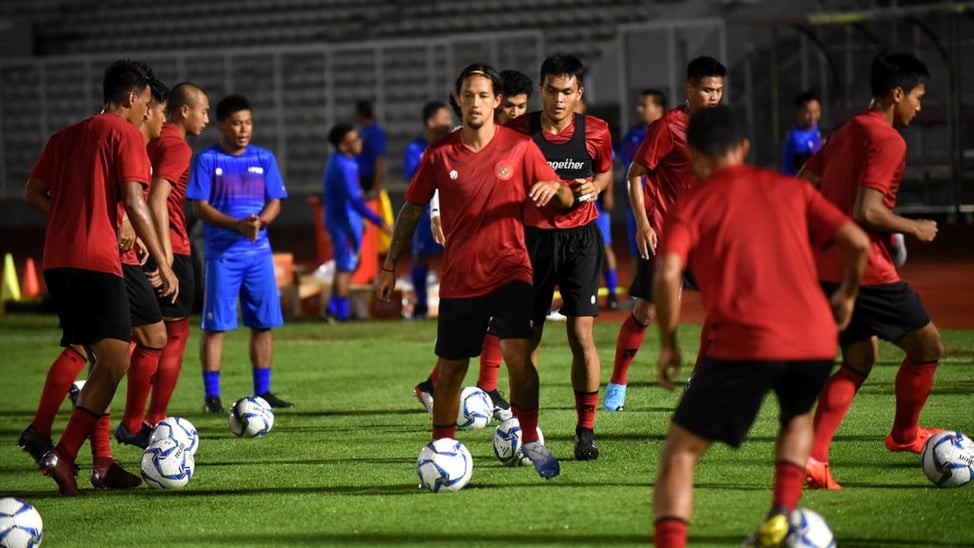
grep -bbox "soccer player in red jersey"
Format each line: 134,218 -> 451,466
23,60 -> 178,496
114,78 -> 172,448
412,69 -> 536,421
650,106 -> 868,548
377,63 -> 573,479
504,53 -> 614,460
798,53 -> 945,490
604,56 -> 726,413
117,83 -> 211,441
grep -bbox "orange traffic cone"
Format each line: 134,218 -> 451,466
22,257 -> 40,300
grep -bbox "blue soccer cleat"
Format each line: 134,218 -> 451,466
603,382 -> 627,411
521,441 -> 560,479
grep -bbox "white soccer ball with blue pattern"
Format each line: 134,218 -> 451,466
149,417 -> 198,456
456,386 -> 492,429
141,438 -> 194,489
785,508 -> 835,548
921,430 -> 974,487
492,417 -> 544,466
416,438 -> 473,492
228,396 -> 274,437
0,497 -> 43,548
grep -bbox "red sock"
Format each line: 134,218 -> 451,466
772,461 -> 805,512
429,363 -> 440,388
57,407 -> 100,460
432,424 -> 456,441
654,517 -> 688,548
90,414 -> 113,460
811,365 -> 865,462
122,344 -> 162,434
512,405 -> 540,443
31,347 -> 87,437
147,319 -> 189,425
891,358 -> 939,443
477,334 -> 502,392
611,314 -> 647,385
575,390 -> 598,429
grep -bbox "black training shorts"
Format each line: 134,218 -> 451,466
435,281 -> 533,361
822,281 -> 931,348
44,267 -> 131,347
525,223 -> 603,324
124,263 -> 163,327
146,254 -> 194,319
672,355 -> 833,448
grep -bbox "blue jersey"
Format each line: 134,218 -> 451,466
187,144 -> 288,256
782,123 -> 822,175
618,124 -> 647,169
323,153 -> 381,233
403,136 -> 428,181
356,122 -> 387,180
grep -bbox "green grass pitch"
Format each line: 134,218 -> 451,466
1,314 -> 972,547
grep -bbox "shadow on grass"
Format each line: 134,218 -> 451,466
206,531 -> 652,545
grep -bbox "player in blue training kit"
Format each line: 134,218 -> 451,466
781,91 -> 823,176
323,122 -> 391,322
403,100 -> 453,318
187,94 -> 292,413
353,99 -> 387,198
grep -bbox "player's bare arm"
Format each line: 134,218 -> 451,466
573,168 -> 612,204
116,214 -> 137,252
653,252 -> 684,391
598,170 -> 614,210
377,201 -> 424,301
122,180 -> 178,301
796,165 -> 821,187
148,177 -> 175,265
23,177 -> 51,216
828,220 -> 870,330
854,187 -> 937,242
626,161 -> 657,258
530,180 -> 575,209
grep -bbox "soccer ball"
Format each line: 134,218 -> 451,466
416,438 -> 473,492
149,417 -> 198,456
456,386 -> 492,429
0,497 -> 43,548
228,396 -> 275,437
141,438 -> 195,489
921,431 -> 974,487
492,417 -> 544,466
785,508 -> 835,548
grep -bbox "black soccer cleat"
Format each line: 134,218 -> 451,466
481,387 -> 512,421
203,395 -> 225,414
573,427 -> 600,461
114,423 -> 152,449
258,391 -> 294,408
18,426 -> 54,465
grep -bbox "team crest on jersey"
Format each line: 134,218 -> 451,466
449,169 -> 458,180
495,162 -> 513,180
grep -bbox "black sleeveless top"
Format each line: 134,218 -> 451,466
528,112 -> 594,180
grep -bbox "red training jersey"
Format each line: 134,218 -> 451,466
506,113 -> 613,229
633,106 -> 695,235
30,113 -> 151,277
405,126 -> 560,299
148,122 -> 195,256
804,110 -> 905,286
659,165 -> 851,361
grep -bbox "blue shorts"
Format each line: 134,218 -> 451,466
327,222 -> 362,273
594,205 -> 612,246
201,251 -> 283,332
412,205 -> 443,258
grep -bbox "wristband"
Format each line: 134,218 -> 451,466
382,267 -> 395,273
